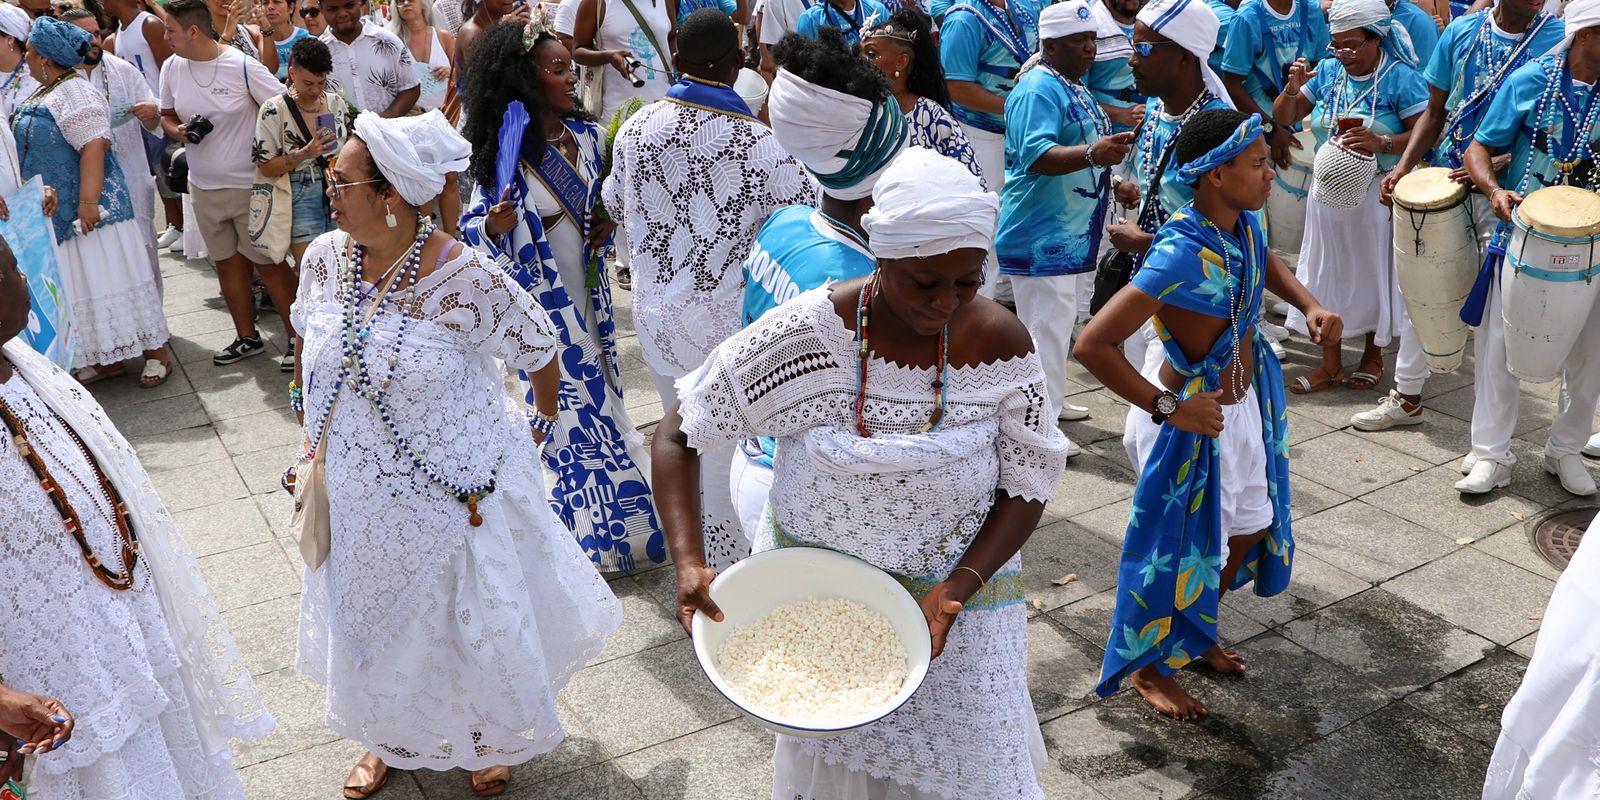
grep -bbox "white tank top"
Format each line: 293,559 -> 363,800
116,10 -> 161,95
410,27 -> 450,111
595,0 -> 673,125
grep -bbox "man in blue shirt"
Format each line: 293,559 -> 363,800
1390,0 -> 1440,61
1000,0 -> 1133,435
1367,0 -> 1559,455
1456,13 -> 1600,498
939,0 -> 1044,190
794,0 -> 891,46
1220,0 -> 1331,165
1084,0 -> 1145,133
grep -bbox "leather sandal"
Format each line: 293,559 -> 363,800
343,753 -> 389,800
1344,353 -> 1385,390
1289,365 -> 1345,395
470,765 -> 511,797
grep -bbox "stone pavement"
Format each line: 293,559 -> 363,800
98,243 -> 1600,799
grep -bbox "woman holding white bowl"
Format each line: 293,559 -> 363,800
652,146 -> 1071,800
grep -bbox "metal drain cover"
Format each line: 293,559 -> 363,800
1531,508 -> 1597,570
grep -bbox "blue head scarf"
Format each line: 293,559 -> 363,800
1327,0 -> 1419,68
30,16 -> 90,68
1174,114 -> 1265,186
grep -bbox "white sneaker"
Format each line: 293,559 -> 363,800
1455,460 -> 1512,494
1259,320 -> 1290,341
1545,454 -> 1598,496
1460,453 -> 1478,475
1350,391 -> 1424,432
1584,432 -> 1600,459
155,224 -> 181,248
1059,402 -> 1090,422
1063,438 -> 1082,459
167,235 -> 185,253
1269,337 -> 1288,360
1271,300 -> 1291,318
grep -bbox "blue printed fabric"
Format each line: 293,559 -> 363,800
939,0 -> 1043,133
1097,205 -> 1293,697
1423,11 -> 1562,167
906,96 -> 987,186
460,118 -> 667,572
677,0 -> 738,24
1391,0 -> 1439,63
997,64 -> 1111,277
14,103 -> 135,243
1300,54 -> 1429,171
795,0 -> 892,47
1221,0 -> 1331,114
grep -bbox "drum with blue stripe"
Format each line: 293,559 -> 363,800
1502,185 -> 1600,383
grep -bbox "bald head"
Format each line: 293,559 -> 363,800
675,8 -> 742,85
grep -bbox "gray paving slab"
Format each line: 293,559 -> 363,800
1403,649 -> 1528,746
1018,519 -> 1127,615
1277,702 -> 1494,800
1026,614 -> 1107,723
560,640 -> 739,757
1287,499 -> 1458,583
1471,523 -> 1563,581
1288,430 -> 1432,498
1381,548 -> 1554,645
1280,589 -> 1496,698
170,495 -> 275,557
1362,464 -> 1547,542
613,718 -> 773,800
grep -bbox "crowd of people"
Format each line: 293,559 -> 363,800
2,0 -> 1600,796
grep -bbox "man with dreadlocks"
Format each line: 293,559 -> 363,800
1076,108 -> 1341,720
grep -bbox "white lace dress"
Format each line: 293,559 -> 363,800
676,288 -> 1070,800
290,236 -> 622,770
0,366 -> 266,800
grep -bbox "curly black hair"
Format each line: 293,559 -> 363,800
462,21 -> 592,193
772,28 -> 890,104
1174,108 -> 1254,184
289,35 -> 332,74
865,6 -> 948,109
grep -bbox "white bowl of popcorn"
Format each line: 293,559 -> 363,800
691,547 -> 933,739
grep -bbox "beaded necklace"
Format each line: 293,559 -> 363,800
853,273 -> 949,438
1198,217 -> 1253,402
1443,13 -> 1550,157
1134,91 -> 1214,228
1528,55 -> 1600,184
1328,54 -> 1390,128
1041,62 -> 1111,171
0,388 -> 141,591
15,69 -> 79,165
817,210 -> 868,250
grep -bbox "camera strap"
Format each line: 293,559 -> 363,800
616,0 -> 676,82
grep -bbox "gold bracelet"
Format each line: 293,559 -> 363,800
951,565 -> 987,589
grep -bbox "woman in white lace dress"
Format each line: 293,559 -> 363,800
655,148 -> 1070,800
290,111 -> 620,799
0,246 -> 274,799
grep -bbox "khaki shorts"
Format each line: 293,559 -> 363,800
192,186 -> 270,265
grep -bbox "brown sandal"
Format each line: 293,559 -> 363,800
1289,365 -> 1346,395
470,765 -> 511,797
343,753 -> 389,799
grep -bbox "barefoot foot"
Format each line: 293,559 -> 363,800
1131,665 -> 1208,720
1200,644 -> 1248,674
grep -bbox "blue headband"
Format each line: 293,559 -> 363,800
813,99 -> 909,192
30,16 -> 89,68
1174,114 -> 1264,186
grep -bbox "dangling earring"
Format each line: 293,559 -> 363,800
893,70 -> 900,78
385,204 -> 398,228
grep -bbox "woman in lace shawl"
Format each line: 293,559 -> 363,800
290,110 -> 620,799
461,19 -> 665,573
861,6 -> 987,187
14,17 -> 172,387
656,147 -> 1072,800
0,242 -> 274,798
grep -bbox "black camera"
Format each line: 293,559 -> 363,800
185,114 -> 214,144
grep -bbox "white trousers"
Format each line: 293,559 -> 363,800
1393,312 -> 1431,397
729,447 -> 774,546
651,369 -> 747,570
967,126 -> 1008,302
1011,271 -> 1089,422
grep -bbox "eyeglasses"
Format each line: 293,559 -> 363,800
1132,40 -> 1181,57
1327,38 -> 1375,58
300,6 -> 320,16
324,166 -> 381,197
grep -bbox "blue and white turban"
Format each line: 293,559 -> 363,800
29,16 -> 89,68
768,68 -> 909,201
1136,0 -> 1236,109
1327,0 -> 1419,68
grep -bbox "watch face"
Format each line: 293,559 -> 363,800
1156,393 -> 1179,416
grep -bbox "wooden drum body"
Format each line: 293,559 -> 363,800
1392,168 -> 1476,373
1501,185 -> 1600,383
1267,129 -> 1317,264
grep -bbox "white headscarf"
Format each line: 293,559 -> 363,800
352,110 -> 472,207
1551,0 -> 1600,56
1136,0 -> 1237,109
1327,0 -> 1419,67
1040,0 -> 1100,40
0,5 -> 28,42
767,68 -> 908,201
1092,0 -> 1134,62
861,147 -> 998,260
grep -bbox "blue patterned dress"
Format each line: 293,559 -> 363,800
905,96 -> 987,188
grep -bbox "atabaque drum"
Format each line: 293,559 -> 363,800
1392,167 -> 1477,373
1501,184 -> 1600,383
1266,128 -> 1316,265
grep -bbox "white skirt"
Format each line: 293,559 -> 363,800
1287,179 -> 1405,346
57,218 -> 168,368
296,442 -> 623,771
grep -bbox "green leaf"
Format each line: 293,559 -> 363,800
1129,590 -> 1149,610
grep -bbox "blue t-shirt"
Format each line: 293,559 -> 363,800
1085,21 -> 1144,134
939,0 -> 1043,134
1220,0 -> 1331,114
1129,93 -> 1233,221
997,67 -> 1111,277
678,0 -> 739,24
740,205 -> 876,465
1475,54 -> 1600,247
1205,0 -> 1236,75
273,27 -> 312,81
1391,0 -> 1440,63
794,0 -> 891,47
1423,11 -> 1564,167
1301,55 -> 1429,170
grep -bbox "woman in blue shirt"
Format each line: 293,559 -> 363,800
1272,0 -> 1427,393
795,0 -> 891,47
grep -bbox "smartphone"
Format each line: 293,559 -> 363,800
316,112 -> 336,152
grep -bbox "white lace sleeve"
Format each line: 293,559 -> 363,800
47,79 -> 112,150
426,250 -> 558,373
291,234 -> 341,334
675,290 -> 851,450
995,352 -> 1069,504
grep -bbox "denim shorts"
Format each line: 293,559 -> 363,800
290,170 -> 334,243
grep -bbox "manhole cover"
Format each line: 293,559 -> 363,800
1531,508 -> 1597,570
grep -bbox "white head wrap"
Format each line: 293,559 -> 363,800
1040,0 -> 1099,40
861,147 -> 998,260
1092,0 -> 1134,62
1327,0 -> 1418,67
1551,0 -> 1600,56
0,5 -> 28,42
352,110 -> 471,207
1136,0 -> 1237,109
767,68 -> 908,201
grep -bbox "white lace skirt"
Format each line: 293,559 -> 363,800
296,443 -> 623,771
771,604 -> 1048,800
58,218 -> 168,368
1287,179 -> 1405,346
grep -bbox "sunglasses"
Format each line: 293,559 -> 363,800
324,166 -> 380,197
1132,40 -> 1181,58
300,6 -> 320,16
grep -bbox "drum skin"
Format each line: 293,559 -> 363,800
1392,167 -> 1476,374
1502,185 -> 1600,383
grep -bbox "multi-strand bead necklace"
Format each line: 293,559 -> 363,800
853,273 -> 949,438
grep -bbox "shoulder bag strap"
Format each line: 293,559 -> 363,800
617,0 -> 678,81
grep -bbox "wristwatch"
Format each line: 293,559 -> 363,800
1151,390 -> 1179,425
1261,119 -> 1277,135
